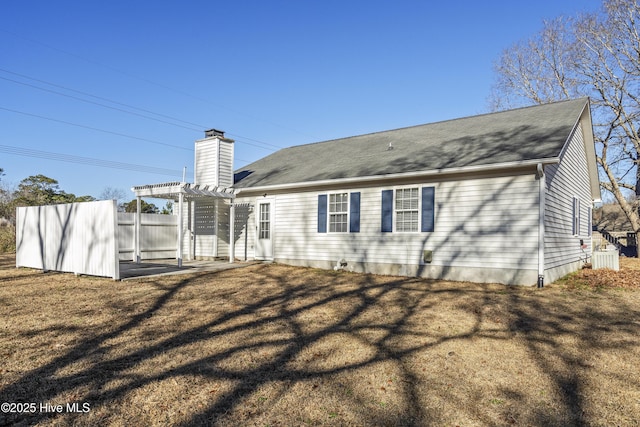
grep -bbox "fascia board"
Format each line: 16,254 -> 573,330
234,158 -> 560,195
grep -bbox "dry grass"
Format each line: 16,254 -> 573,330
1,254 -> 640,426
557,257 -> 640,290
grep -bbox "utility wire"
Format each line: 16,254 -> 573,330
0,106 -> 192,151
0,75 -> 202,132
0,67 -> 206,129
0,70 -> 283,151
0,144 -> 183,176
0,28 -> 318,142
2,68 -> 286,150
0,106 -> 256,164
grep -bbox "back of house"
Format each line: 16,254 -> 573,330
231,98 -> 600,285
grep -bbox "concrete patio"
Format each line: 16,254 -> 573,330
119,259 -> 258,280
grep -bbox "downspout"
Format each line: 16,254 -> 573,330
537,163 -> 545,288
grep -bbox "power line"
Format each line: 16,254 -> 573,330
0,69 -> 284,152
0,75 -> 202,132
0,144 -> 183,176
0,106 -> 257,164
0,28 -> 319,141
0,67 -> 207,130
0,106 -> 192,151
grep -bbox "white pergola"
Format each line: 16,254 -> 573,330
131,181 -> 236,267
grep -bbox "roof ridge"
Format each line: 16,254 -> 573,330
282,97 -> 589,150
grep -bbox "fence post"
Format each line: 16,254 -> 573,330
177,192 -> 183,267
229,201 -> 235,263
112,199 -> 120,280
135,196 -> 141,263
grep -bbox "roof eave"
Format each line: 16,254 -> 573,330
233,158 -> 560,195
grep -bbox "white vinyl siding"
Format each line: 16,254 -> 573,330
217,140 -> 234,187
230,202 -> 255,261
544,124 -> 593,273
236,173 -> 539,274
195,137 -> 234,187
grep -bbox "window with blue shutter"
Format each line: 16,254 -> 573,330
350,192 -> 360,232
381,190 -> 393,232
421,187 -> 435,232
395,188 -> 419,231
328,193 -> 349,232
318,194 -> 327,233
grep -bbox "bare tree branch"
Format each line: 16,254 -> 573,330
491,0 -> 640,255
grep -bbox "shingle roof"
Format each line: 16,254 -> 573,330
233,98 -> 589,189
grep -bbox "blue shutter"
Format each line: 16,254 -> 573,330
349,192 -> 360,232
421,187 -> 435,232
381,190 -> 393,232
318,194 -> 327,233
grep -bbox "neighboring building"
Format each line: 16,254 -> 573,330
134,98 -> 600,285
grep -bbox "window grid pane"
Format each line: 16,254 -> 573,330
259,203 -> 270,239
395,188 -> 419,232
329,193 -> 348,233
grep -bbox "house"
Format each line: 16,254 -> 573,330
132,98 -> 599,286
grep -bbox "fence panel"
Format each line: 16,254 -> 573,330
117,213 -> 177,260
16,200 -> 119,279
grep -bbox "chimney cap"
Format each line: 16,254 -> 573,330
205,128 -> 225,138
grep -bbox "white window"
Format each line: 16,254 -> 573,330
258,202 -> 270,239
395,188 -> 419,232
329,193 -> 348,233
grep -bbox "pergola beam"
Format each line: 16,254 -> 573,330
131,181 -> 236,265
132,182 -> 235,200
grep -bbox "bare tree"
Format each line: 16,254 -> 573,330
491,0 -> 640,256
99,187 -> 128,212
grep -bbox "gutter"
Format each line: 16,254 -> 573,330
234,157 -> 560,195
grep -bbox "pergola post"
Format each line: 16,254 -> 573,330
177,192 -> 184,267
229,201 -> 235,263
187,200 -> 193,261
131,182 -> 235,267
135,196 -> 141,263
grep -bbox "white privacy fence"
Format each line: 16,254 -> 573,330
117,212 -> 177,261
16,200 -> 120,279
16,201 -> 179,280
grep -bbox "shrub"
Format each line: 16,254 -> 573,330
0,225 -> 15,253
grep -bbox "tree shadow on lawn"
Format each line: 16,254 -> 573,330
1,264 -> 639,426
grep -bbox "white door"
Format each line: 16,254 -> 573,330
255,199 -> 273,260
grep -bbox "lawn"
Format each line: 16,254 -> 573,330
1,253 -> 640,426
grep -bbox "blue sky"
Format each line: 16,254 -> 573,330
1,0 -> 602,200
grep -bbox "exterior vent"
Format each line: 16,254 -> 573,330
205,129 -> 225,138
